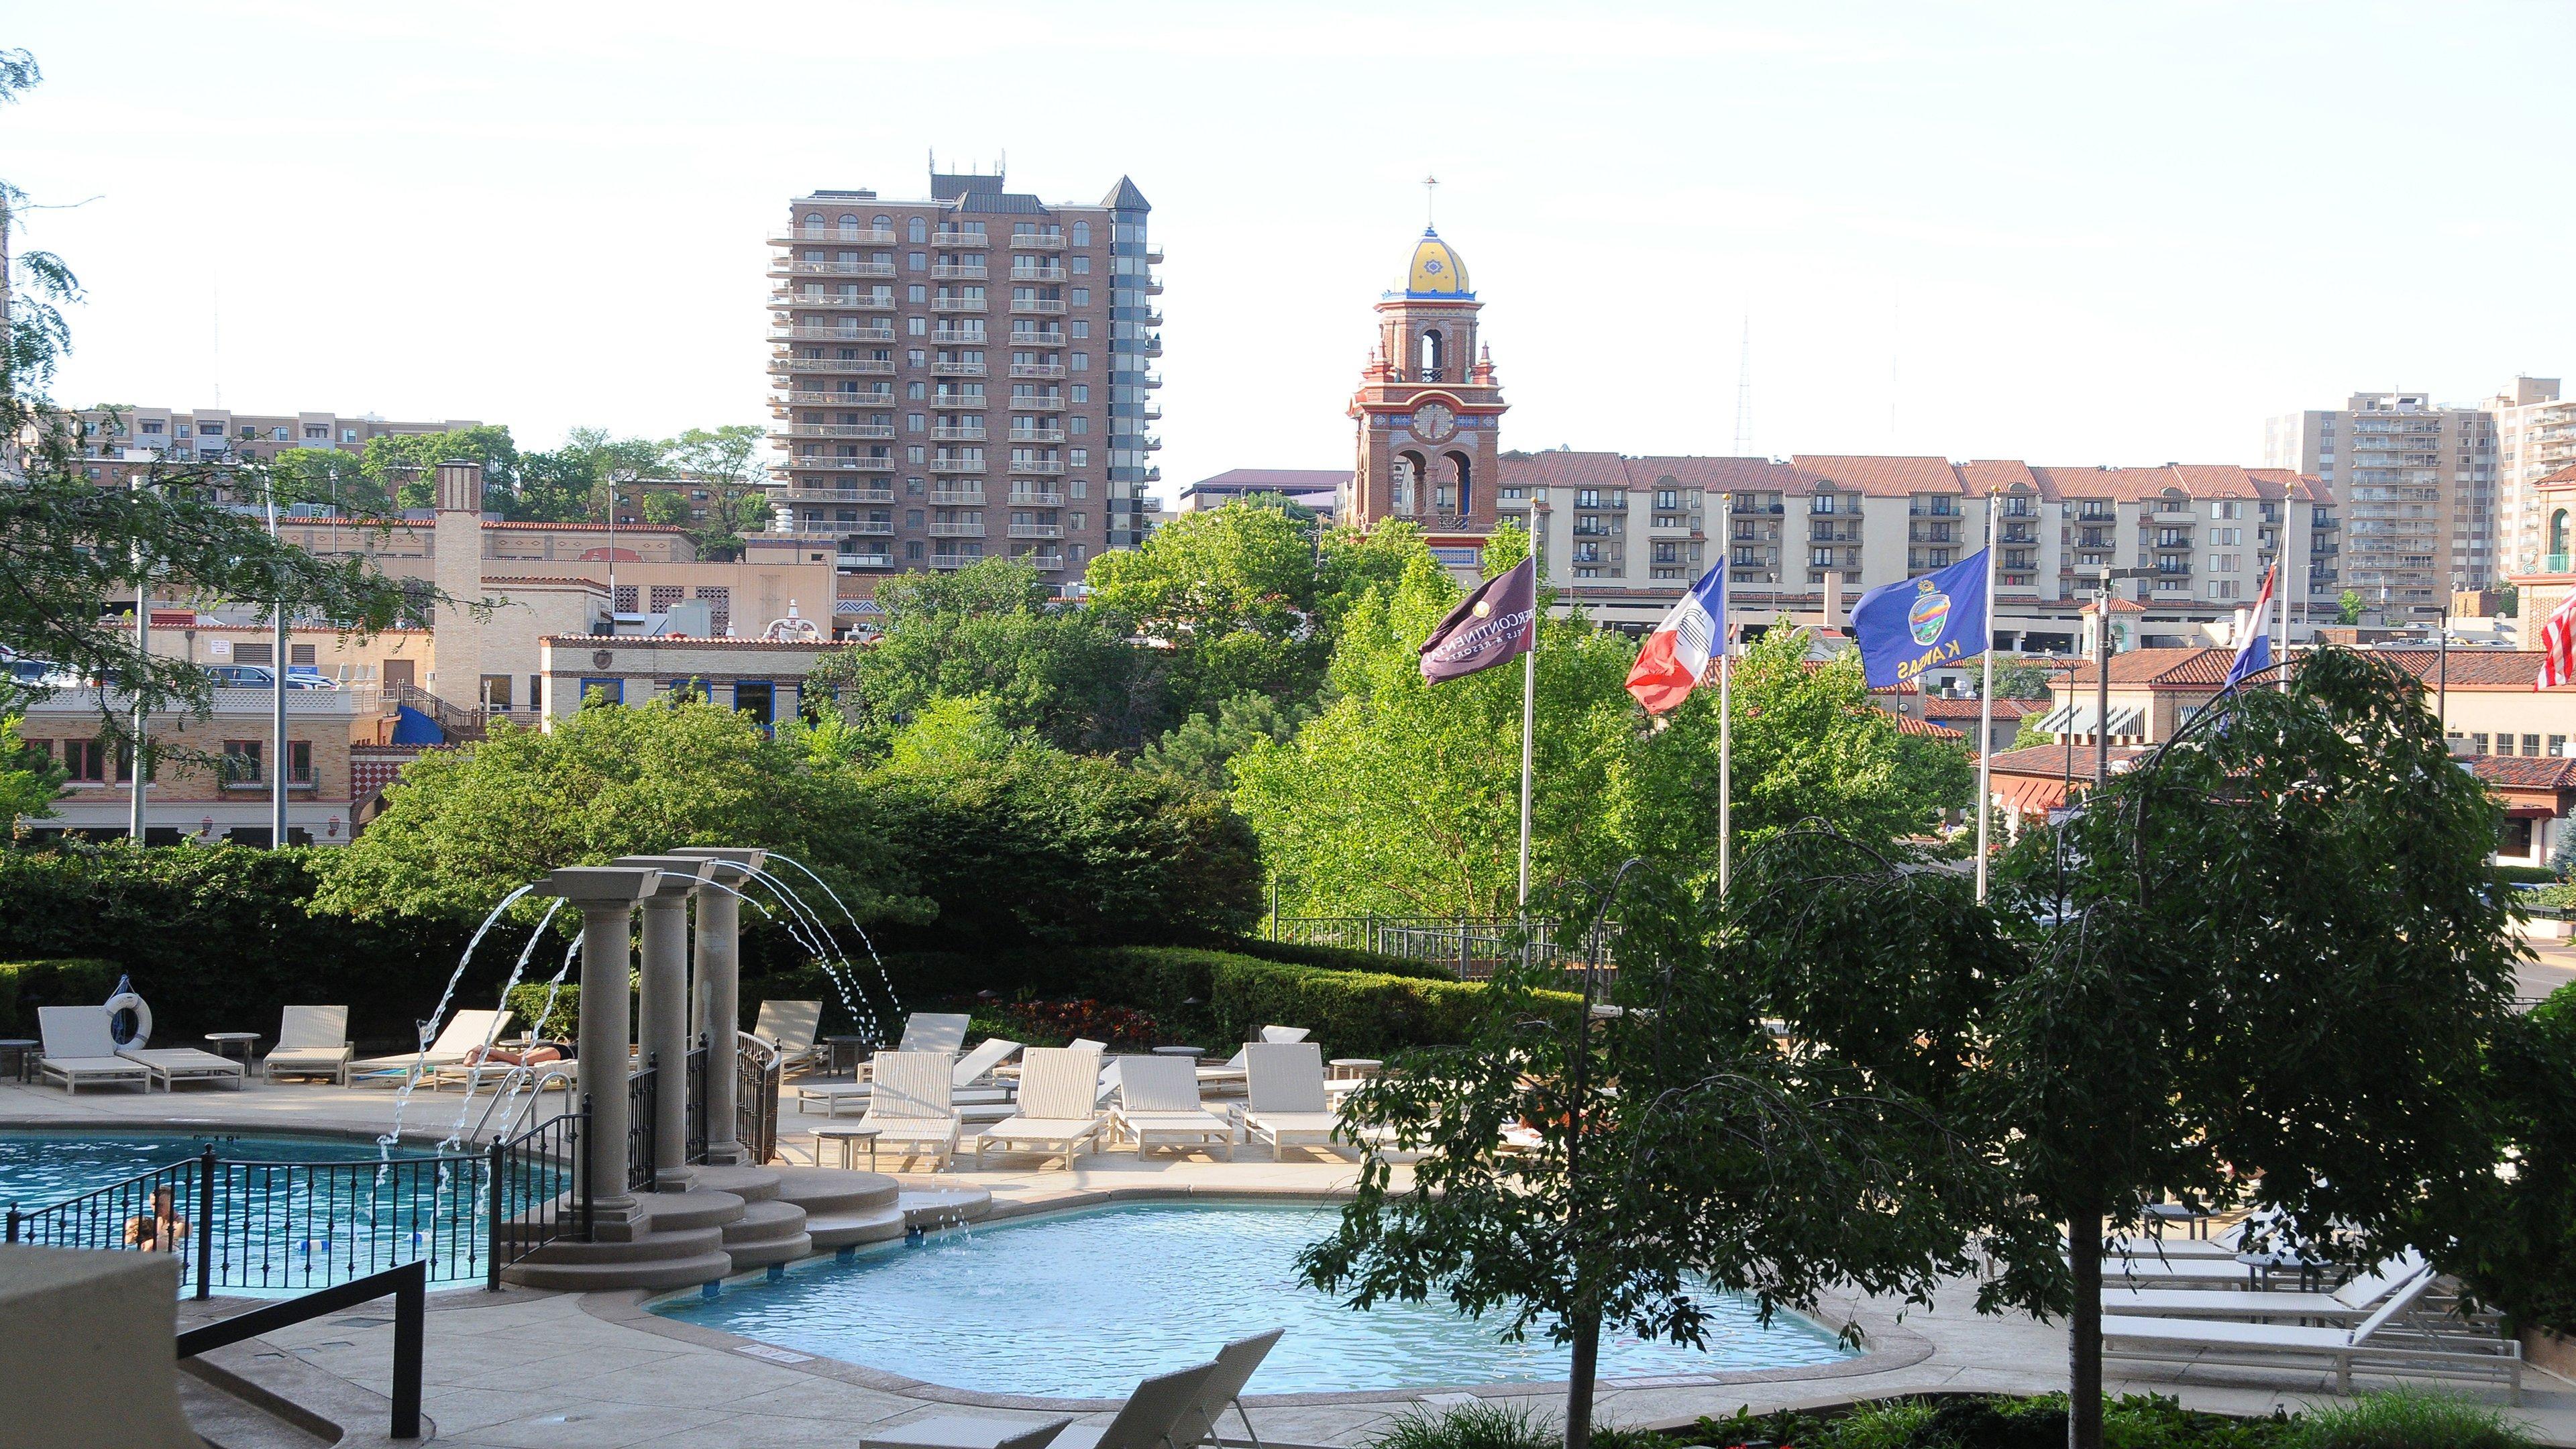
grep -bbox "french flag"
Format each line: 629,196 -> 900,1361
1625,559 -> 1727,715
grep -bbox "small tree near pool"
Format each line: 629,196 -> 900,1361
1297,865 -> 2013,1449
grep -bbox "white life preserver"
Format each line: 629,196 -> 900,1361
105,991 -> 153,1048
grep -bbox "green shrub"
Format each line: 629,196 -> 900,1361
2493,865 -> 2562,886
2290,1388 -> 2533,1448
1676,1394 -> 2297,1449
1364,1401 -> 1553,1449
0,957 -> 121,1035
501,981 -> 583,1042
1220,935 -> 1460,981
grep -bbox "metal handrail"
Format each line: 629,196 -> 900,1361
179,1260 -> 424,1440
466,1061 -> 580,1142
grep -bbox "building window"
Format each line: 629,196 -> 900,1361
614,586 -> 639,614
222,739 -> 263,784
1071,352 -> 1089,371
580,678 -> 622,708
1071,221 -> 1089,246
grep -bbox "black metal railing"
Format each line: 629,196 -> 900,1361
684,1036 -> 710,1166
180,1260 -> 424,1440
486,1108 -> 586,1289
737,1049 -> 782,1165
7,1144 -> 491,1296
1263,914 -> 1619,981
627,1060 -> 657,1193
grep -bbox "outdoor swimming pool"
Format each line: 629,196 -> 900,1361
0,1130 -> 400,1210
652,1201 -> 1856,1395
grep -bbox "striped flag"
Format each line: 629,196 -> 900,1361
2220,562 -> 2278,692
2538,587 -> 2576,691
1625,559 -> 1727,714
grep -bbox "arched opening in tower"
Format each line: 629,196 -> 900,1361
1418,329 -> 1444,384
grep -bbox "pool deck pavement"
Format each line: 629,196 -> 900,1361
9,1073 -> 2576,1448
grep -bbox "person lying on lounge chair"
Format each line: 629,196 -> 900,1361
124,1187 -> 189,1252
461,1040 -> 572,1067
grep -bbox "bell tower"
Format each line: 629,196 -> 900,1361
1347,225 -> 1506,551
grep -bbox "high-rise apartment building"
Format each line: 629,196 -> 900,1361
2263,390 -> 2496,615
2488,376 -> 2574,576
765,169 -> 1161,585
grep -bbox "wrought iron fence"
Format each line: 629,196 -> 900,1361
737,1048 -> 782,1165
7,1144 -> 494,1296
1264,914 -> 1619,981
683,1036 -> 710,1166
486,1108 -> 585,1290
627,1061 -> 658,1193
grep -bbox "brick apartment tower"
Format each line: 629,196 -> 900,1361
1346,228 -> 1505,553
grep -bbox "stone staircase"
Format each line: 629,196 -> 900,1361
498,1162 -> 920,1292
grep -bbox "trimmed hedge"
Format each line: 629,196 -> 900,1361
0,958 -> 121,1036
1214,936 -> 1460,982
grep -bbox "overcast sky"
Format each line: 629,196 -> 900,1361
10,2 -> 2571,500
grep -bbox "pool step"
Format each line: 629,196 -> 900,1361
630,1189 -> 748,1234
496,1224 -> 726,1263
498,1248 -> 738,1293
686,1163 -> 784,1203
769,1165 -> 901,1216
719,1199 -> 813,1270
802,1204 -> 910,1251
898,1185 -> 995,1229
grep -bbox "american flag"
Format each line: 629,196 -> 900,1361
2539,586 -> 2576,691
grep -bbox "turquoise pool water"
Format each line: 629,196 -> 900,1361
652,1201 -> 1854,1395
0,1131 -> 405,1210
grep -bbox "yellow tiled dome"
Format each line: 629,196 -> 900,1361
1403,228 -> 1471,297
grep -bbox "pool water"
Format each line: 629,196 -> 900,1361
652,1201 -> 1854,1395
0,1132 -> 407,1211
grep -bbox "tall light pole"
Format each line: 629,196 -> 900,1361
2081,568 -> 2154,792
266,476 -> 287,847
129,472 -> 150,842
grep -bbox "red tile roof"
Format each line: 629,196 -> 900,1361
1790,455 -> 1966,498
2371,649 -> 2576,690
2057,647 -> 2237,688
1922,696 -> 2051,720
1492,452 -> 2332,505
1984,743 -> 2151,783
1894,715 -> 1966,740
2473,755 -> 2576,790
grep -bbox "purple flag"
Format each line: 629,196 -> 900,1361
1419,557 -> 1538,683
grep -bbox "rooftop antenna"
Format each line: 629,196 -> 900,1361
1733,311 -> 1754,457
211,262 -> 223,408
1423,174 -> 1438,228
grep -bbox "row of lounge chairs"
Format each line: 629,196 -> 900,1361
2087,1218 -> 2522,1401
32,1007 -> 246,1093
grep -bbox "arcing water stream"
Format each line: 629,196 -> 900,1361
380,883 -> 535,1151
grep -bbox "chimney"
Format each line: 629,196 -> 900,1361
1823,570 -> 1844,630
435,460 -> 483,515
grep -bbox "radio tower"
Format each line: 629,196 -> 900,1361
1731,312 -> 1754,457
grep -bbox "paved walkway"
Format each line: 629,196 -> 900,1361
9,1075 -> 2574,1446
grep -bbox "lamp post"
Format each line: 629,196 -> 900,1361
2078,569 -> 2155,793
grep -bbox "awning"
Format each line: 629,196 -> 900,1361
1992,775 -> 2066,817
2038,700 -> 2145,736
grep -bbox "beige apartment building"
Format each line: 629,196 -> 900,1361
2489,377 -> 2575,578
15,686 -> 362,847
766,168 -> 1161,585
70,406 -> 481,496
1497,453 -> 2339,657
2264,390 -> 2498,614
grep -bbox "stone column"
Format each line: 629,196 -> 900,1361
613,855 -> 708,1191
670,846 -> 767,1167
528,865 -> 659,1228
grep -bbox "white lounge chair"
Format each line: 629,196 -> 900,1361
34,1006 -> 150,1095
1258,1026 -> 1309,1044
801,1035 -> 1024,1118
751,1000 -> 826,1072
1238,1042 -> 1341,1162
262,1005 -> 354,1085
2102,1271 -> 2522,1401
1168,1330 -> 1281,1449
119,1045 -> 246,1092
865,1360 -> 1219,1449
858,1051 -> 963,1169
974,1046 -> 1106,1169
2104,1254 -> 2430,1323
1196,1027 -> 1310,1095
899,1012 -> 972,1056
1112,1055 -> 1235,1160
346,1008 -> 514,1088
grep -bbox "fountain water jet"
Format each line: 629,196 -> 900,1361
380,882 -> 536,1151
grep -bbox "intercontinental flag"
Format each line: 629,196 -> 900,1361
1419,557 -> 1538,684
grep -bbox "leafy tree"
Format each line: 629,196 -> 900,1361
2423,982 -> 2576,1337
503,428 -> 667,524
1138,691 -> 1309,790
1084,498 -> 1330,716
309,695 -> 930,927
2339,588 -> 2366,625
358,425 -> 523,511
639,490 -> 690,527
1,706 -> 66,829
1302,865 -> 2013,1449
808,558 -> 1161,755
662,424 -> 769,559
2498,582 -> 2519,619
268,446 -> 374,514
1984,657 -> 2055,699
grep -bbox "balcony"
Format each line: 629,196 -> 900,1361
1008,232 -> 1067,250
771,227 -> 898,246
776,423 -> 896,440
930,488 -> 985,506
2149,502 -> 2196,519
1907,502 -> 1959,518
1010,264 -> 1067,282
777,484 -> 895,503
1011,298 -> 1067,315
1144,245 -> 1164,263
1007,488 -> 1064,506
931,359 -> 988,376
773,293 -> 893,313
1021,552 -> 1067,572
1908,525 -> 1958,543
777,356 -> 896,375
1010,330 -> 1067,347
932,231 -> 990,248
772,324 -> 896,341
788,456 -> 896,473
770,259 -> 896,280
1731,500 -> 1786,515
1010,460 -> 1065,476
932,425 -> 987,441
1647,521 -> 1696,537
931,262 -> 988,280
931,393 -> 987,409
928,328 -> 986,345
837,520 -> 896,536
1008,393 -> 1065,411
930,297 -> 987,313
777,389 -> 896,408
928,521 -> 987,538
839,551 -> 896,569
1008,427 -> 1065,444
1009,362 -> 1067,379
930,455 -> 986,474
928,552 -> 982,569
1008,523 -> 1063,539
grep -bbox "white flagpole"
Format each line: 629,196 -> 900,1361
1973,492 -> 2000,903
1517,536 -> 1538,912
1717,494 -> 1733,900
2274,555 -> 2290,694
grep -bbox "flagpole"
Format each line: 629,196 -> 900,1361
2274,555 -> 2290,694
1517,524 -> 1538,912
1974,491 -> 2000,903
1717,493 -> 1732,900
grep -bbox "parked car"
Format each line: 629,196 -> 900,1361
206,663 -> 343,690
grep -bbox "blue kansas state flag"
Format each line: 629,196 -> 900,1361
1850,549 -> 1992,689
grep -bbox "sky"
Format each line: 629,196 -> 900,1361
9,2 -> 2573,502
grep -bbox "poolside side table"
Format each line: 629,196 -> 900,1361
1329,1058 -> 1383,1080
205,1032 -> 262,1069
1150,1045 -> 1205,1059
0,1038 -> 36,1083
814,1124 -> 883,1171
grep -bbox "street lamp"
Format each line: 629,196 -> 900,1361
2076,568 -> 2155,791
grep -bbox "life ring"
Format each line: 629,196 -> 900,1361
105,991 -> 153,1048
